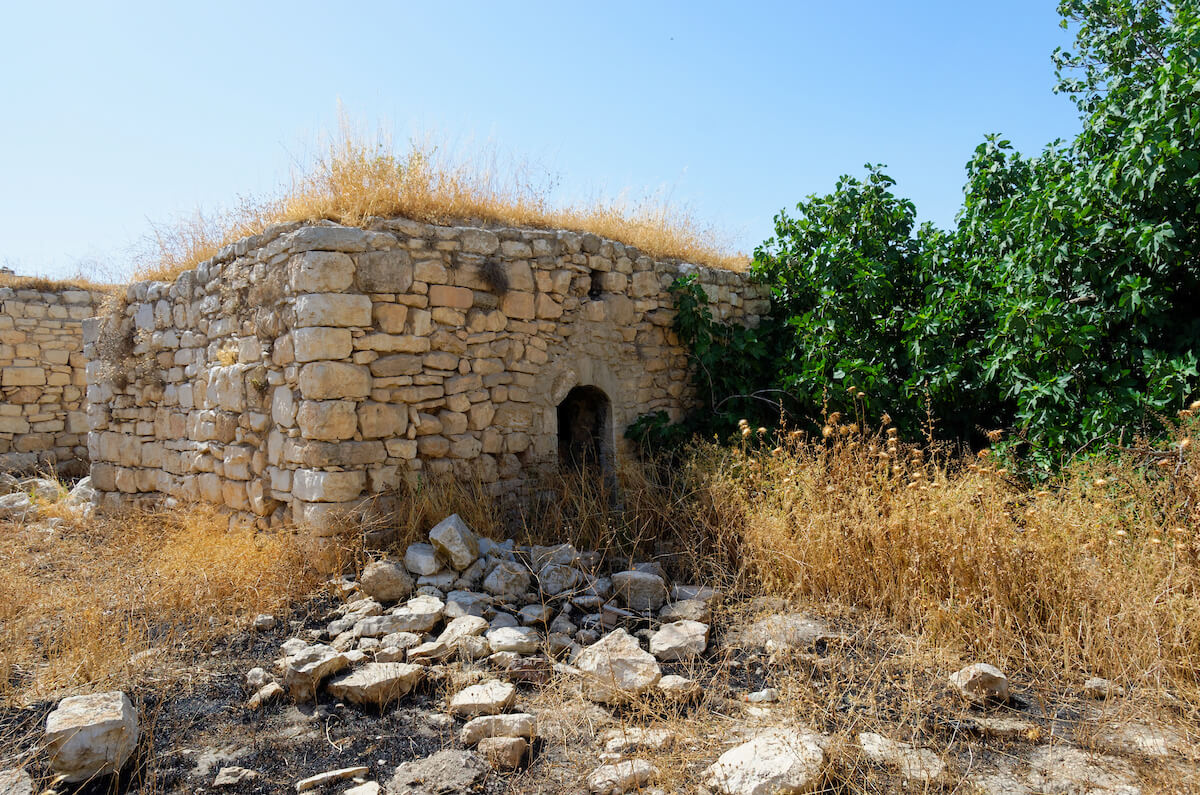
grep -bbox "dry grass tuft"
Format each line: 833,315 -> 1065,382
0,500 -> 323,706
0,272 -> 115,294
134,120 -> 744,283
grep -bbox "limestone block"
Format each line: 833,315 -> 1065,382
1,367 -> 45,387
294,294 -> 372,328
286,440 -> 386,467
290,251 -> 355,292
272,386 -> 297,426
297,400 -> 358,441
500,292 -> 534,320
299,362 -> 371,400
287,225 -> 373,252
356,334 -> 430,354
631,271 -> 660,298
359,402 -> 406,438
369,354 -> 423,377
44,691 -> 139,783
429,285 -> 473,310
373,303 -> 408,334
292,469 -> 366,503
459,229 -> 499,254
356,250 -> 414,293
293,327 -> 353,362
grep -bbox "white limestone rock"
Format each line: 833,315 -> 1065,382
703,728 -> 827,795
326,662 -> 424,706
476,736 -> 527,769
611,570 -> 668,612
485,626 -> 541,654
428,514 -> 479,571
404,543 -> 443,577
386,594 -> 445,634
0,768 -> 32,795
575,628 -> 661,703
857,732 -> 944,783
282,645 -> 349,701
950,663 -> 1010,703
44,691 -> 139,783
587,759 -> 658,795
460,713 -> 537,745
437,615 -> 490,646
649,620 -> 709,661
359,560 -> 415,602
448,680 -> 516,717
483,560 -> 531,597
538,563 -> 581,596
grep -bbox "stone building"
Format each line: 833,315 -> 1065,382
85,219 -> 766,532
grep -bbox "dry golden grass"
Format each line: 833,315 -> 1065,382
0,272 -> 115,294
134,121 -> 744,283
0,499 -> 323,706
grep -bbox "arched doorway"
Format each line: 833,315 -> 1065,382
557,385 -> 611,473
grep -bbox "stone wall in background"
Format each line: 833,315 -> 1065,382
86,220 -> 768,536
0,286 -> 107,475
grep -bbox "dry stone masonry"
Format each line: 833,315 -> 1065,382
85,219 -> 767,532
0,286 -> 106,475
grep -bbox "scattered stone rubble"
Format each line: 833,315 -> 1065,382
14,511 -> 1194,793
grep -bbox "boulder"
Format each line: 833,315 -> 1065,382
485,626 -> 541,654
0,492 -> 34,521
359,560 -> 415,602
444,590 -> 491,619
326,662 -> 424,706
448,680 -> 516,717
428,514 -> 479,570
388,750 -> 489,795
610,570 -> 667,612
703,728 -> 827,795
575,629 -> 661,703
437,615 -> 490,646
586,759 -> 658,795
949,663 -> 1010,703
44,691 -> 139,783
476,736 -> 527,769
483,561 -> 531,597
282,645 -> 349,701
387,594 -> 445,633
404,543 -> 443,577
538,564 -> 580,596
460,713 -> 537,745
659,598 -> 711,624
649,620 -> 709,661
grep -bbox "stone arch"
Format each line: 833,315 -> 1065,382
557,385 -> 613,474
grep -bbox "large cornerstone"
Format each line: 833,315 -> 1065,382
85,220 -> 766,532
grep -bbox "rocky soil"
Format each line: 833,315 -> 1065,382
3,513 -> 1198,794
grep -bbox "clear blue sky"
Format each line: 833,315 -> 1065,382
0,1 -> 1081,281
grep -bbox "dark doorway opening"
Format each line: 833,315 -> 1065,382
557,386 -> 611,472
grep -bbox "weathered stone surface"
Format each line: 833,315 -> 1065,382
611,570 -> 668,611
289,251 -> 355,292
382,594 -> 445,633
857,733 -> 944,783
292,469 -> 365,503
298,362 -> 371,400
292,327 -> 352,362
404,543 -> 443,577
460,713 -> 537,745
387,750 -> 489,795
599,726 -> 676,754
282,645 -> 349,701
730,613 -> 841,653
538,563 -> 580,596
649,620 -> 709,661
359,560 -> 415,602
486,626 -> 541,654
428,514 -> 479,570
950,663 -> 1010,703
295,766 -> 369,792
437,615 -> 489,646
294,293 -> 372,327
703,728 -> 827,795
659,598 -> 711,624
0,768 -> 32,795
356,249 -> 414,293
586,759 -> 658,795
476,736 -> 527,770
483,561 -> 531,597
448,680 -> 516,716
213,766 -> 258,787
575,629 -> 661,703
326,662 -> 424,706
44,691 -> 139,783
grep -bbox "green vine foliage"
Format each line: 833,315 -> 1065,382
631,0 -> 1200,470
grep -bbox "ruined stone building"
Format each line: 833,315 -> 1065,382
81,220 -> 766,533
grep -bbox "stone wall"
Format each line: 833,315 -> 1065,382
86,220 -> 768,532
0,286 -> 107,475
